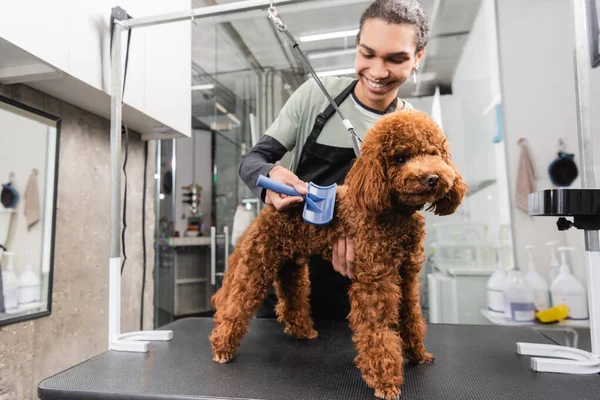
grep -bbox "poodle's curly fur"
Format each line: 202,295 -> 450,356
209,110 -> 467,399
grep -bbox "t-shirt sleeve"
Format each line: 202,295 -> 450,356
238,135 -> 289,201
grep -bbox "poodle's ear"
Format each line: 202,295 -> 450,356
430,147 -> 468,216
345,153 -> 391,215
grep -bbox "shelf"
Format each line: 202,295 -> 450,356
5,301 -> 46,315
465,179 -> 496,197
176,278 -> 207,285
168,236 -> 211,247
480,309 -> 590,328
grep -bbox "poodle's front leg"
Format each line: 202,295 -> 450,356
399,269 -> 433,364
348,271 -> 404,400
399,244 -> 433,365
209,253 -> 280,363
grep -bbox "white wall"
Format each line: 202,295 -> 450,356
175,130 -> 213,236
406,0 -> 511,250
0,0 -> 191,137
450,0 -> 511,246
0,105 -> 55,280
495,0 -> 600,284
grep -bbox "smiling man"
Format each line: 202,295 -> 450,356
238,0 -> 430,321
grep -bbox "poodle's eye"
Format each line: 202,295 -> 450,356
398,156 -> 407,165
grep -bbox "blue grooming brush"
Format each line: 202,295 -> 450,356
256,175 -> 337,225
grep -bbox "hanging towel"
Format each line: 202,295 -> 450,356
23,168 -> 41,229
515,139 -> 536,213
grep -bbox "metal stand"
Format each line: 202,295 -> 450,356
108,0 -> 317,353
516,0 -> 600,373
109,21 -> 172,352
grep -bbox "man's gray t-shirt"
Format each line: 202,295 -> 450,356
239,76 -> 414,200
264,76 -> 413,173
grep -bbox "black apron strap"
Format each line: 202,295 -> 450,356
305,80 -> 359,145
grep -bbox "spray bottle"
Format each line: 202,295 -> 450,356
550,247 -> 588,320
524,245 -> 550,311
486,245 -> 507,313
1,251 -> 19,311
546,241 -> 561,283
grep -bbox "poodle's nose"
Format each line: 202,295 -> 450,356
426,175 -> 439,187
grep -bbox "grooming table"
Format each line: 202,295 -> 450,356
38,318 -> 599,400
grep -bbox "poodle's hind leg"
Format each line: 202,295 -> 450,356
273,257 -> 317,339
209,248 -> 282,364
399,270 -> 433,364
349,272 -> 404,400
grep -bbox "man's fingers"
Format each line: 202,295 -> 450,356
332,240 -> 345,275
346,237 -> 355,279
294,181 -> 308,195
336,237 -> 347,276
274,196 -> 303,211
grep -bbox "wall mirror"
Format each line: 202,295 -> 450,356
0,94 -> 59,327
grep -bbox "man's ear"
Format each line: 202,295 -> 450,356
415,48 -> 425,65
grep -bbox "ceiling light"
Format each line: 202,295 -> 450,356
191,84 -> 215,91
216,102 -> 228,113
227,113 -> 241,125
300,29 -> 359,43
308,47 -> 357,60
314,68 -> 356,78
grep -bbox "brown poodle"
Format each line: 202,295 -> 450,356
209,109 -> 467,400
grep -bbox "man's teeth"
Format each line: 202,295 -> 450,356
367,79 -> 386,89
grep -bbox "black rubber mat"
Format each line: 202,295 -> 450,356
39,318 -> 600,400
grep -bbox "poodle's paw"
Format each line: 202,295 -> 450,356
212,352 -> 233,364
405,351 -> 434,364
284,325 -> 318,340
374,387 -> 401,400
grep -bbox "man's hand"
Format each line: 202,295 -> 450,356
332,237 -> 355,279
264,166 -> 308,211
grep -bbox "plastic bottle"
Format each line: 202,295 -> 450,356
550,247 -> 589,320
486,245 -> 507,314
1,252 -> 19,311
524,245 -> 550,311
503,263 -> 536,322
18,249 -> 41,305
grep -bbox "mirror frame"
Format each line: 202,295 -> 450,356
0,94 -> 60,327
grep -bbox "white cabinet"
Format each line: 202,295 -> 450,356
0,0 -> 191,139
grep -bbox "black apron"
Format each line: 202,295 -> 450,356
256,80 -> 397,321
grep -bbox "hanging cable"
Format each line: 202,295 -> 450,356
140,141 -> 148,330
110,8 -> 133,276
267,4 -> 362,156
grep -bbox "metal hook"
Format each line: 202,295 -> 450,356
558,138 -> 566,152
267,3 -> 286,31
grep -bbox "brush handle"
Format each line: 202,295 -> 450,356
256,175 -> 303,198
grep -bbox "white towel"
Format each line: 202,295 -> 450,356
23,168 -> 40,229
515,139 -> 536,213
231,205 -> 255,246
